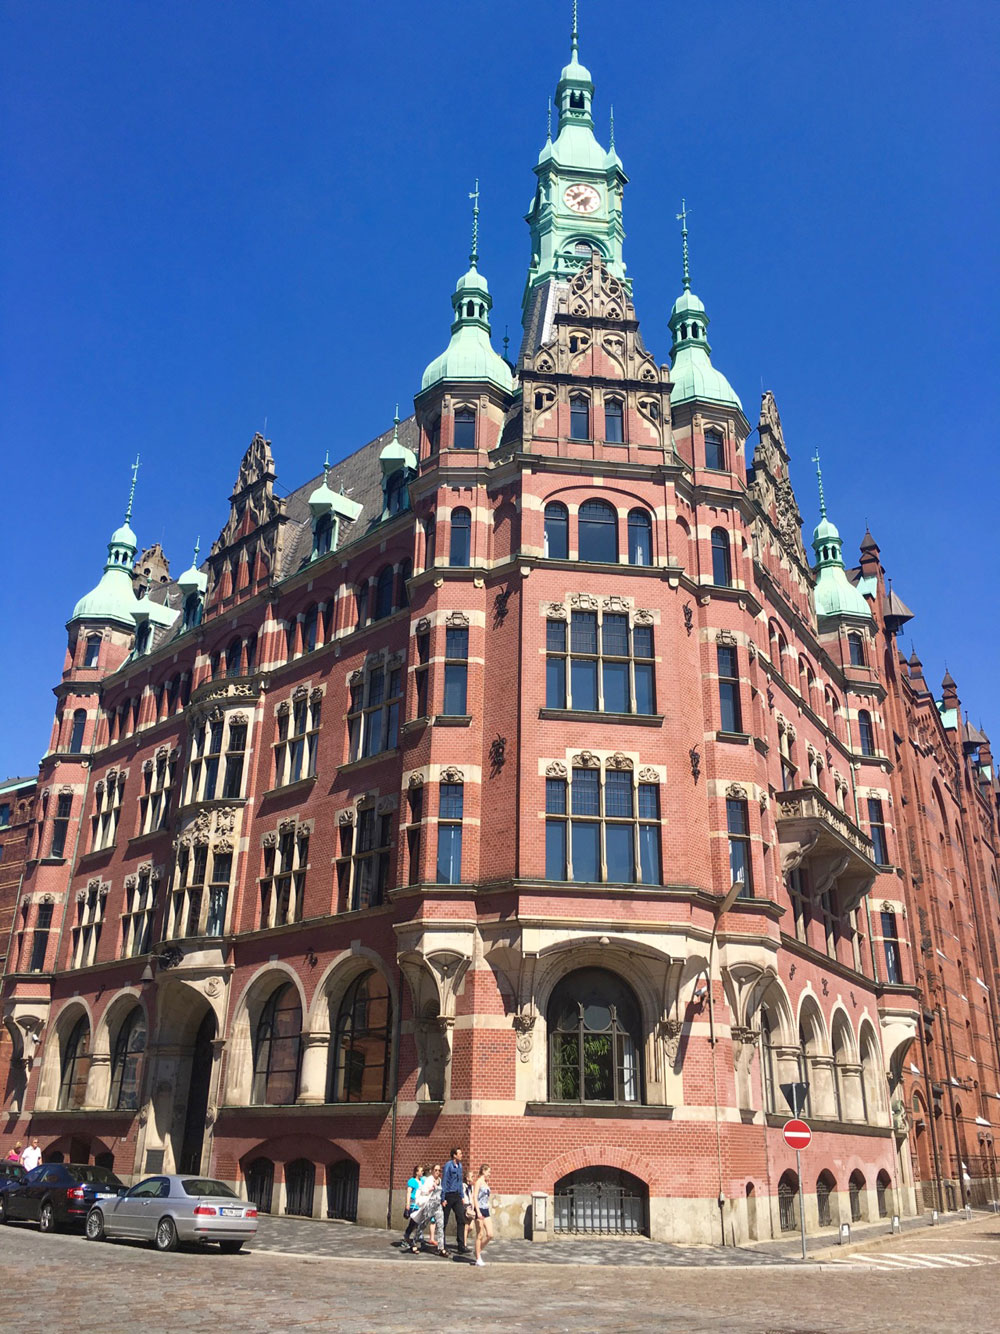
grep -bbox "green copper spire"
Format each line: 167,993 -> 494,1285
813,451 -> 827,520
422,184 -> 513,394
811,468 -> 872,621
70,458 -> 142,626
177,536 -> 207,598
124,454 -> 139,524
668,201 -> 742,410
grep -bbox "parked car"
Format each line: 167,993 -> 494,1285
86,1174 -> 258,1253
0,1162 -> 28,1189
0,1162 -> 124,1231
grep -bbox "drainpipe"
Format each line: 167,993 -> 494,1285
916,1006 -> 946,1213
708,878 -> 745,1247
385,957 -> 404,1229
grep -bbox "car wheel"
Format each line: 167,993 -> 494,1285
39,1201 -> 57,1234
218,1240 -> 244,1254
154,1216 -> 178,1252
85,1209 -> 106,1242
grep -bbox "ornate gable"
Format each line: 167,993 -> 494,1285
207,433 -> 289,610
748,391 -> 808,570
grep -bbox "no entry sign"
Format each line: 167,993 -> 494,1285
783,1118 -> 812,1150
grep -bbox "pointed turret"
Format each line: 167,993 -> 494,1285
422,183 -> 513,395
908,651 -> 928,692
70,457 -> 142,627
809,452 -> 872,621
668,202 -> 741,410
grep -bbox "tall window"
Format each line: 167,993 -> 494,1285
84,636 -> 101,667
168,843 -> 213,938
858,710 -> 875,756
705,430 -> 726,471
423,514 -> 436,566
544,502 -> 569,559
329,971 -> 392,1103
545,611 -> 655,715
604,397 -> 624,443
69,709 -> 87,754
787,867 -> 811,942
225,637 -> 244,677
122,867 -> 157,957
337,807 -> 393,911
314,512 -> 334,557
545,766 -> 661,885
347,661 -> 402,761
453,407 -> 476,449
92,775 -> 125,851
759,1012 -> 777,1112
58,1016 -> 90,1111
710,528 -> 732,586
50,793 -> 72,859
627,509 -> 652,565
109,1008 -> 146,1110
449,508 -> 471,566
848,632 -> 866,666
275,695 -> 321,787
386,470 -> 408,517
29,903 -> 53,972
727,798 -> 753,895
374,567 -> 394,620
139,753 -> 174,835
443,625 -> 469,715
396,559 -> 412,608
260,829 -> 308,928
569,393 -> 590,440
71,883 -> 105,968
222,721 -> 247,799
414,629 -> 430,718
578,499 -> 617,563
717,645 -> 742,732
881,911 -> 902,983
183,590 -> 203,629
868,798 -> 889,865
436,783 -> 464,883
252,983 -> 302,1106
548,968 -> 642,1104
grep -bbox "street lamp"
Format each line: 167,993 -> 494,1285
707,877 -> 744,1246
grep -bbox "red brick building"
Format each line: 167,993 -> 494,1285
2,24 -> 998,1243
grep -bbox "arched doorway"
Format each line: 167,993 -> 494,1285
178,1009 -> 217,1174
245,1157 -> 275,1214
553,1167 -> 648,1236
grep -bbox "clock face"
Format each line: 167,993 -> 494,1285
563,183 -> 601,215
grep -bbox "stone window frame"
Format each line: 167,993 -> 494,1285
259,816 -> 314,929
138,746 -> 179,836
70,878 -> 109,969
543,753 -> 663,885
167,806 -> 239,940
273,685 -> 324,788
121,862 -> 163,958
185,707 -> 250,804
346,649 -> 405,762
91,769 -> 128,852
544,596 -> 656,716
336,793 -> 398,912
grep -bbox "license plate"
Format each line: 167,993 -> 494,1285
220,1207 -> 244,1217
95,1193 -> 116,1200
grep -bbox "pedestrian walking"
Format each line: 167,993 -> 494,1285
21,1138 -> 41,1171
403,1163 -> 422,1230
473,1164 -> 493,1267
441,1146 -> 468,1254
402,1163 -> 446,1256
6,1142 -> 21,1163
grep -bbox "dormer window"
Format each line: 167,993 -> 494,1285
134,623 -> 151,656
314,512 -> 334,558
453,408 -> 476,450
386,471 -> 407,516
183,590 -> 203,630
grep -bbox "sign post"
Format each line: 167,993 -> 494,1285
782,1118 -> 813,1260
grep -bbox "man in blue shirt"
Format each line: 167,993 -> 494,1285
441,1147 -> 467,1254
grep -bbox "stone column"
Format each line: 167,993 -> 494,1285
809,1055 -> 838,1120
83,1051 -> 111,1110
839,1062 -> 866,1121
297,1032 -> 329,1105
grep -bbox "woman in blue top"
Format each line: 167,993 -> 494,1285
473,1164 -> 492,1266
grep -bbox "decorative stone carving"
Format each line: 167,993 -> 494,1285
310,686 -> 324,703
489,734 -> 506,777
99,884 -> 110,898
138,862 -> 152,875
216,808 -> 236,834
387,650 -> 405,670
512,1012 -> 536,1062
151,866 -> 163,883
759,792 -> 769,813
570,593 -> 599,611
415,617 -> 431,635
731,1025 -> 759,1046
208,706 -> 224,724
603,595 -> 631,612
446,611 -> 469,628
213,836 -> 233,854
659,1017 -> 683,1064
338,810 -> 356,827
229,711 -> 248,726
142,759 -> 154,775
348,670 -> 363,686
725,783 -> 748,800
407,773 -> 425,789
204,976 -> 222,998
276,700 -> 291,718
683,604 -> 694,635
41,893 -> 55,905
87,877 -> 100,891
747,642 -> 757,661
376,796 -> 397,815
633,608 -> 654,625
716,629 -> 737,646
292,684 -> 309,701
124,875 -> 138,891
546,602 -> 567,620
638,767 -> 659,783
440,766 -> 464,784
545,761 -> 568,778
689,747 -> 701,781
571,751 -> 600,769
607,753 -> 633,770
76,889 -> 87,903
278,817 -> 297,835
262,831 -> 278,848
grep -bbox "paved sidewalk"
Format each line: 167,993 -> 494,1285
248,1204 -> 992,1268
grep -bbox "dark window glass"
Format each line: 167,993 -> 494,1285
548,968 -> 642,1104
84,637 -> 101,667
578,500 -> 617,563
848,633 -> 865,666
449,508 -> 471,566
727,799 -> 753,896
718,645 -> 742,732
453,408 -> 476,449
544,503 -> 569,559
329,970 -> 392,1103
711,529 -> 732,586
705,431 -> 725,470
58,1016 -> 90,1110
570,394 -> 590,440
110,1008 -> 146,1110
443,625 -> 469,716
252,983 -> 302,1106
374,568 -> 394,620
881,911 -> 901,983
627,510 -> 652,565
868,799 -> 889,865
69,710 -> 87,754
858,710 -> 875,756
604,398 -> 624,443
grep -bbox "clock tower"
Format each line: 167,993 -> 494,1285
521,7 -> 628,355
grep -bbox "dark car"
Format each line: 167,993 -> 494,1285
0,1162 -> 124,1232
0,1161 -> 28,1188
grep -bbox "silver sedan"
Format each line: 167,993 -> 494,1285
85,1174 -> 258,1253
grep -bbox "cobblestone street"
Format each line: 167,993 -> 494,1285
1,1212 -> 997,1332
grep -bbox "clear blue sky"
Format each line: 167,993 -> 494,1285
2,0 -> 997,776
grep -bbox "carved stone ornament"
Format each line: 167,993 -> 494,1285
545,761 -> 568,779
407,772 -> 425,789
229,711 -> 248,726
747,642 -> 757,661
659,1017 -> 683,1064
107,767 -> 118,784
376,796 -> 397,815
572,751 -> 600,769
157,944 -> 184,970
278,817 -> 297,835
60,784 -> 74,796
138,862 -> 152,875
124,875 -> 138,891
292,684 -> 309,701
213,836 -> 233,854
689,747 -> 701,782
76,889 -> 87,903
607,753 -> 633,771
415,617 -> 431,635
731,1025 -> 759,1047
208,705 -> 224,724
297,820 -> 313,839
513,1012 -> 536,1063
348,669 -> 363,686
262,831 -> 278,848
881,900 -> 893,914
310,686 -> 324,704
365,652 -> 381,671
151,866 -> 163,883
41,893 -> 55,905
759,792 -> 769,813
638,767 -> 659,783
633,608 -> 654,626
603,594 -> 631,612
387,650 -> 405,670
446,610 -> 469,628
204,976 -> 222,998
142,759 -> 154,775
716,629 -> 737,646
88,877 -> 101,891
683,604 -> 694,636
137,1103 -> 149,1128
570,593 -> 599,611
338,810 -> 356,827
276,700 -> 291,718
546,602 -> 567,620
216,808 -> 236,834
440,766 -> 464,784
99,884 -> 110,899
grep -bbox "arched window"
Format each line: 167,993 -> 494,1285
705,430 -> 726,471
397,558 -> 412,608
797,1022 -> 813,1117
627,510 -> 652,566
858,710 -> 875,756
303,605 -> 319,652
244,633 -> 257,674
849,1169 -> 867,1222
134,622 -> 151,656
355,582 -> 368,629
226,637 -> 243,677
548,967 -> 643,1104
578,499 -> 618,564
544,502 -> 569,559
778,1170 -> 799,1232
876,1169 -> 892,1219
58,1015 -> 90,1110
251,982 -> 302,1106
109,1007 -> 146,1110
314,511 -> 334,557
373,568 -> 394,621
328,970 -> 392,1104
453,407 -> 476,450
604,398 -> 624,444
84,636 -> 101,668
759,1011 -> 777,1113
244,1157 -> 274,1214
69,709 -> 87,754
710,528 -> 732,586
860,1027 -> 881,1122
832,1018 -> 852,1122
848,632 -> 866,666
570,393 -> 590,441
816,1170 -> 836,1227
449,508 -> 471,566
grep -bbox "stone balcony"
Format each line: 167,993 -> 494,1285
775,786 -> 879,912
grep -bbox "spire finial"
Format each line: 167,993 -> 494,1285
546,96 -> 552,141
193,536 -> 200,563
503,325 -> 510,359
571,0 -> 579,57
125,453 -> 140,525
393,403 -> 401,433
812,450 -> 827,519
322,449 -> 330,483
609,103 -> 615,150
468,178 -> 480,268
676,199 -> 690,292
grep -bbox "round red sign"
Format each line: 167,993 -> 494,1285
783,1118 -> 812,1149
